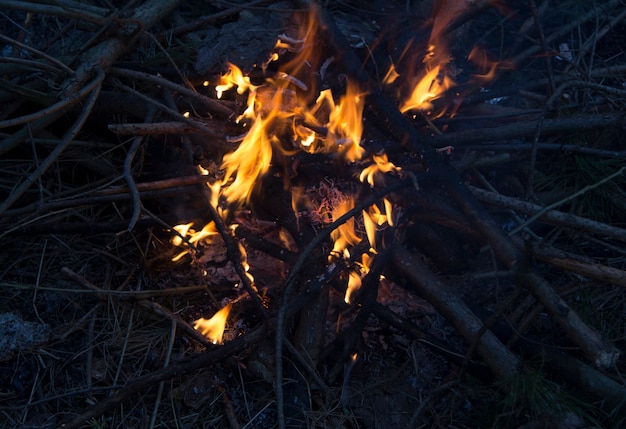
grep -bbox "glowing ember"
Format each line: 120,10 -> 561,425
194,303 -> 232,345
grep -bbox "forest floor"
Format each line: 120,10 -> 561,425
1,1 -> 626,428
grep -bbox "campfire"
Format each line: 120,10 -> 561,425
1,1 -> 626,428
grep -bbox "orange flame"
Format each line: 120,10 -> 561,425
213,8 -> 366,209
391,0 -> 509,117
194,303 -> 232,344
322,81 -> 366,162
238,242 -> 256,287
220,112 -> 275,205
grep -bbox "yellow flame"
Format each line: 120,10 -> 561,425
194,303 -> 232,344
383,198 -> 395,227
383,63 -> 400,85
400,62 -> 455,114
172,222 -> 193,247
345,270 -> 362,304
362,209 -> 377,251
325,81 -> 365,162
170,219 -> 220,261
220,112 -> 275,205
329,196 -> 360,261
188,221 -> 218,244
215,63 -> 256,99
344,252 -> 376,304
359,152 -> 401,186
238,242 -> 256,286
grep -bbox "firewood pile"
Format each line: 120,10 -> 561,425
1,0 -> 625,428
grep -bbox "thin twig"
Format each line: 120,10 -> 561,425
124,107 -> 156,230
110,67 -> 234,117
149,320 -> 176,429
514,166 -> 625,237
0,33 -> 75,75
163,0 -> 277,37
0,67 -> 105,215
468,185 -> 626,243
115,82 -> 220,137
0,65 -> 102,131
528,0 -> 555,94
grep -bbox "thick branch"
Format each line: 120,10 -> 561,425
429,112 -> 626,148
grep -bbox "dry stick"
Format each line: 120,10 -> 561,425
108,121 -> 218,135
429,111 -> 626,147
0,65 -> 101,129
0,56 -> 70,76
0,175 -> 210,219
0,34 -> 75,75
0,68 -> 104,217
2,0 -> 179,155
468,185 -> 626,243
513,166 -> 625,237
61,267 -> 213,347
59,262 -> 333,429
514,0 -> 623,66
274,180 -> 413,429
532,243 -> 626,288
471,305 -> 626,421
110,67 -> 233,117
308,0 -> 620,369
115,83 -> 220,137
124,107 -> 157,231
392,245 -> 520,379
463,142 -> 626,160
571,5 -> 626,77
0,0 -> 110,22
141,30 -> 195,92
528,79 -> 626,195
282,338 -> 329,393
508,0 -> 548,56
371,302 -> 491,380
61,0 -> 181,96
164,0 -> 277,37
199,185 -> 269,318
528,0 -> 555,94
